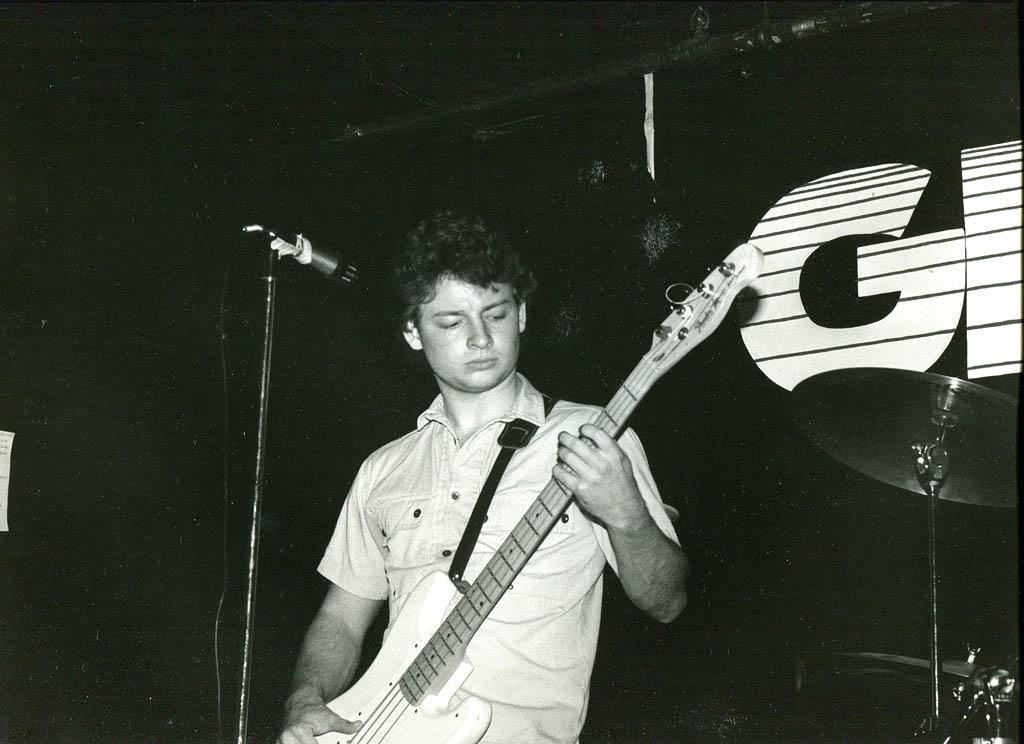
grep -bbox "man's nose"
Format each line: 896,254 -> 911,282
468,320 -> 493,348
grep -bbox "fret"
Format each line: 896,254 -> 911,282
511,534 -> 539,560
496,548 -> 514,572
440,620 -> 463,645
458,598 -> 484,628
451,605 -> 475,637
398,679 -> 417,704
437,633 -> 454,656
427,639 -> 450,669
593,409 -> 620,435
481,566 -> 504,593
454,603 -> 474,628
402,672 -> 423,699
503,544 -> 523,566
408,662 -> 422,682
421,653 -> 438,676
429,636 -> 449,660
475,582 -> 492,604
488,560 -> 513,586
539,484 -> 566,513
507,531 -> 526,554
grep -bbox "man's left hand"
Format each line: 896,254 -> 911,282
552,424 -> 647,531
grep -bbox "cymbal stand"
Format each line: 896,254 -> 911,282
910,383 -> 958,731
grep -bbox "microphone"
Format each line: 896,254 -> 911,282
242,225 -> 358,284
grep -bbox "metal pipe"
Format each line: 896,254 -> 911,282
327,2 -> 956,145
237,249 -> 279,744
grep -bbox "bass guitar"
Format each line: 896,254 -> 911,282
316,242 -> 764,744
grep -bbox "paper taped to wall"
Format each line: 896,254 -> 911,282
0,430 -> 13,531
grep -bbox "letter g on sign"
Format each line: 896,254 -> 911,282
738,162 -> 967,391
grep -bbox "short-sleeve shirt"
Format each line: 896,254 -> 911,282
318,373 -> 678,744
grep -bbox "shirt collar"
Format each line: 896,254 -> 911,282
415,372 -> 547,432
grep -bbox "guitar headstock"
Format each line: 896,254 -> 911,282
645,242 -> 764,377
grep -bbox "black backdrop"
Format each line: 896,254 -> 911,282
1,4 -> 1018,743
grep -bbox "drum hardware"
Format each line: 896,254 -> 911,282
837,651 -> 979,680
791,369 -> 1017,741
938,660 -> 1017,744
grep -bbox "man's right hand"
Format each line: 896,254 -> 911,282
276,697 -> 362,744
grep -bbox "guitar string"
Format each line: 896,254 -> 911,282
362,691 -> 409,744
348,686 -> 407,744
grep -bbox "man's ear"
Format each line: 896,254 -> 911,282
402,320 -> 423,351
518,302 -> 527,333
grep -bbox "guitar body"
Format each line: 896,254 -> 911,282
316,572 -> 492,744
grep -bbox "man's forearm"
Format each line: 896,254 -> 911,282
287,611 -> 364,710
608,511 -> 689,623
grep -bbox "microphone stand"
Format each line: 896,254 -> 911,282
237,246 -> 279,744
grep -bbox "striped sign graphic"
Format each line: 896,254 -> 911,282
961,140 -> 1022,379
739,142 -> 1021,390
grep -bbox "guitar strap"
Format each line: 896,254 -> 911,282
448,393 -> 557,593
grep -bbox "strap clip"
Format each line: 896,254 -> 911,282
497,419 -> 537,449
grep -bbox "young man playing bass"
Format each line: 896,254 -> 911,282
277,210 -> 688,744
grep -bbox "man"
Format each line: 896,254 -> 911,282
277,210 -> 688,744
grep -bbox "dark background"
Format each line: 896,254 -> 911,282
1,3 -> 1018,743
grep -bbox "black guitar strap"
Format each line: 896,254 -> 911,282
448,393 -> 557,593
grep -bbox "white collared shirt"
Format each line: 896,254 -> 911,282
319,373 -> 678,744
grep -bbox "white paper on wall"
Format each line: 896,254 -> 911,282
0,430 -> 13,532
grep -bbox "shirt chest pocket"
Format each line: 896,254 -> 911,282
372,495 -> 434,567
474,489 -> 594,617
477,488 -> 576,544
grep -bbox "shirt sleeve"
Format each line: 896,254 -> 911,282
591,426 -> 680,575
317,459 -> 391,601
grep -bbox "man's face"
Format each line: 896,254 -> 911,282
403,277 -> 526,396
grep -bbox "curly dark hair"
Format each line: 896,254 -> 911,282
390,209 -> 537,329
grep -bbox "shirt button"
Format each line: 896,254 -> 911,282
441,549 -> 452,557
451,492 -> 460,500
561,513 -> 570,523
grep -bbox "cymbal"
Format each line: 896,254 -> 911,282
837,652 -> 977,678
791,368 -> 1018,508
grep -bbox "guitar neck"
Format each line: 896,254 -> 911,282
398,359 -> 657,704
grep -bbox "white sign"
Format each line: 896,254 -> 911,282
0,430 -> 13,532
739,140 -> 1022,390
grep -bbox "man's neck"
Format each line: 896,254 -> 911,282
438,372 -> 520,442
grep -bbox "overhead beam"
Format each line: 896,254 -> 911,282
327,2 -> 957,145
